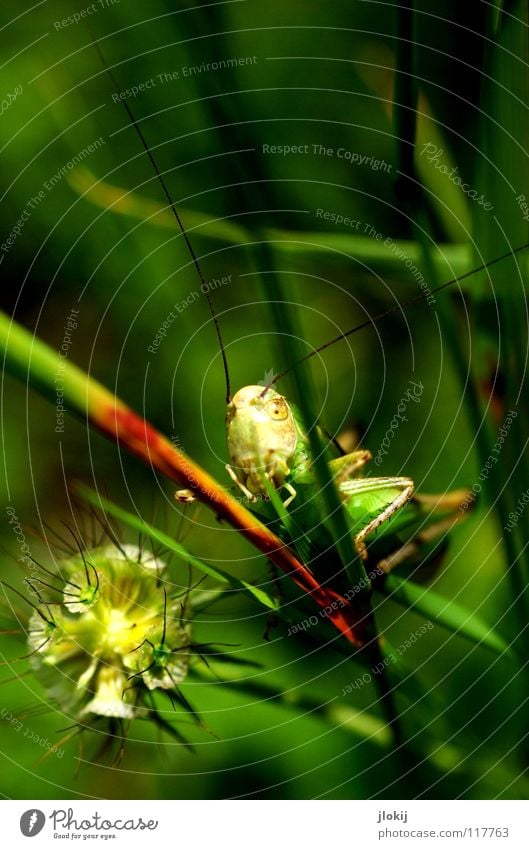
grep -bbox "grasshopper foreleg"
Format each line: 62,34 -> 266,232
225,464 -> 256,501
328,449 -> 372,483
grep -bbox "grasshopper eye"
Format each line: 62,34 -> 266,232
266,398 -> 289,421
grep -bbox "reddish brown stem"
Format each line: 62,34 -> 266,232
93,401 -> 367,647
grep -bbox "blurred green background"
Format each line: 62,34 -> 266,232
0,0 -> 528,799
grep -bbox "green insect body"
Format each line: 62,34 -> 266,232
225,385 -> 310,505
225,384 -> 418,563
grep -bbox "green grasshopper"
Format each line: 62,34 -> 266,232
219,244 -> 527,569
224,383 -> 413,562
223,383 -> 470,572
96,46 -> 527,575
217,250 -> 527,569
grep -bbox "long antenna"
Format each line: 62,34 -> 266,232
265,240 -> 529,390
92,37 -> 232,404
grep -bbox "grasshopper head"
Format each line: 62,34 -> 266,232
225,385 -> 298,497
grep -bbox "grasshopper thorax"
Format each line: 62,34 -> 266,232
225,385 -> 298,498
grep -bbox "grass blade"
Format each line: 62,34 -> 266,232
76,485 -> 279,611
383,574 -> 512,657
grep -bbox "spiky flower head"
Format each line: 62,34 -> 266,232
28,543 -> 197,729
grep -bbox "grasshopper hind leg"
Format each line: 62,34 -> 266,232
282,481 -> 297,508
374,513 -> 452,575
374,487 -> 478,574
354,478 -> 415,561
